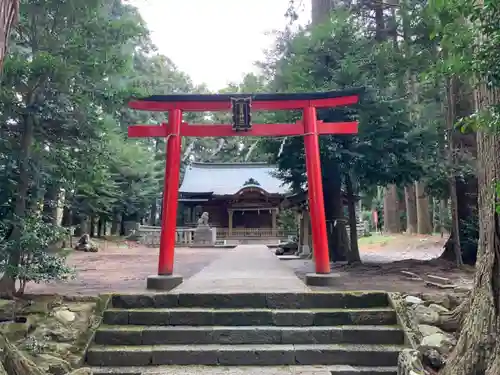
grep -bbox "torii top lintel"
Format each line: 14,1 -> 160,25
127,88 -> 363,138
128,88 -> 363,112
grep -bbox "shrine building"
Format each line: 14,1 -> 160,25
177,162 -> 291,242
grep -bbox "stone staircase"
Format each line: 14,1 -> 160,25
87,292 -> 406,374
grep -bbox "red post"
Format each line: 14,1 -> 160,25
157,109 -> 182,275
303,106 -> 331,274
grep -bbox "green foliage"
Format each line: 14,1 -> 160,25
260,11 -> 427,192
0,0 -> 199,294
428,0 -> 500,85
0,215 -> 74,295
428,0 -> 500,216
277,209 -> 297,232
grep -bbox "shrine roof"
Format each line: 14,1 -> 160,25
179,162 -> 290,196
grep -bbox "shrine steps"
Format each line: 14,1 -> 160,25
86,292 -> 405,374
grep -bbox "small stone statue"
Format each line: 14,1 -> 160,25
197,212 -> 210,227
74,233 -> 98,252
194,212 -> 214,245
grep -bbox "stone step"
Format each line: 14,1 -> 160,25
95,325 -> 404,345
86,343 -> 403,367
111,292 -> 389,310
329,367 -> 397,375
103,307 -> 397,326
88,365 -> 398,375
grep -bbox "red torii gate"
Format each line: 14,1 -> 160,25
128,90 -> 361,289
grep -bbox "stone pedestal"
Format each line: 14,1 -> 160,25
300,244 -> 311,258
193,225 -> 215,246
305,273 -> 340,286
147,275 -> 183,290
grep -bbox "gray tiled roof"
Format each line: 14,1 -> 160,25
179,162 -> 290,195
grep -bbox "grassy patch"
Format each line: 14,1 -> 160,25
358,233 -> 396,247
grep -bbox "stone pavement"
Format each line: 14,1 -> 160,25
173,245 -> 310,293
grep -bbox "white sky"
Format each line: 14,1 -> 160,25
128,0 -> 310,91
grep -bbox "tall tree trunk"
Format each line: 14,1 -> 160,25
149,199 -> 157,226
74,215 -> 90,236
111,212 -> 121,236
311,0 -> 333,25
441,176 -> 479,265
0,0 -> 18,71
345,173 -> 361,263
383,184 -> 400,233
310,0 -> 350,262
373,0 -> 385,41
441,77 -> 478,264
0,114 -> 35,297
97,217 -> 103,237
61,206 -> 72,227
449,177 -> 463,265
323,161 -> 348,262
446,75 -> 464,266
404,185 -> 418,233
397,187 -> 407,232
440,84 -> 500,375
42,183 -> 60,225
439,199 -> 449,236
415,181 -> 432,234
89,215 -> 95,237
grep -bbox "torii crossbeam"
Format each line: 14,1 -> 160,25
128,89 -> 361,289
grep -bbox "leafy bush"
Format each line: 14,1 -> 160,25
277,209 -> 297,233
0,214 -> 75,295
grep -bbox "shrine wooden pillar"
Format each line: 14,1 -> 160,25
228,209 -> 234,236
271,208 -> 278,236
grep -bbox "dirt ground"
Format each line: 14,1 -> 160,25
27,242 -> 225,295
288,233 -> 475,294
27,233 -> 474,296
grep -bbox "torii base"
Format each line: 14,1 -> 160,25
146,275 -> 183,291
305,273 -> 340,287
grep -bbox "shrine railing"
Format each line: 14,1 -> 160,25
134,225 -> 296,247
176,227 -> 195,245
135,225 -> 194,247
216,227 -> 295,239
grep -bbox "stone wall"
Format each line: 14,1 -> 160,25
397,349 -> 426,375
389,293 -> 426,375
390,291 -> 468,374
0,294 -> 111,375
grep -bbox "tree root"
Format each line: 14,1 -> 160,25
0,334 -> 92,375
0,334 -> 46,375
436,298 -> 469,332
